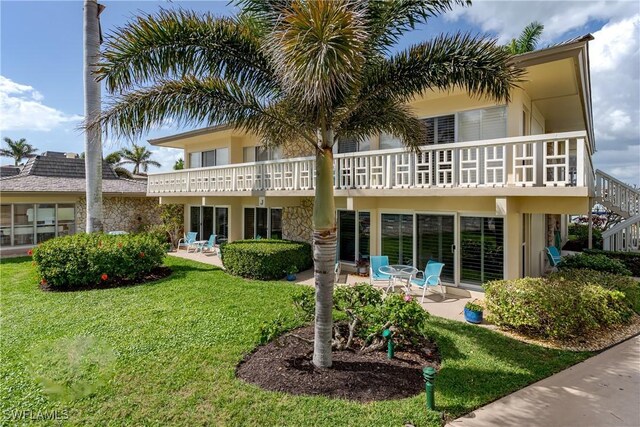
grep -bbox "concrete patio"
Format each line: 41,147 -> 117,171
168,250 -> 484,323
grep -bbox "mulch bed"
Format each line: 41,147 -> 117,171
39,266 -> 173,292
495,313 -> 640,352
236,325 -> 439,402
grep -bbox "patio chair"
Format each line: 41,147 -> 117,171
545,246 -> 562,268
201,234 -> 217,254
369,255 -> 392,289
410,260 -> 445,302
177,232 -> 197,251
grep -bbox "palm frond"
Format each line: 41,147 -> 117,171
516,21 -> 544,53
365,0 -> 470,52
338,32 -> 523,124
95,76 -> 316,148
265,0 -> 368,108
97,9 -> 277,96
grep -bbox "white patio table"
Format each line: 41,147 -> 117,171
378,265 -> 418,294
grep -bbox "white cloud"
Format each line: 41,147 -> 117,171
149,147 -> 183,173
0,75 -> 83,132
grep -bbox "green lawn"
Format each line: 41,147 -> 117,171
0,256 -> 589,426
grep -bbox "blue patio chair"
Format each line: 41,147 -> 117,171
369,256 -> 391,288
202,234 -> 217,254
177,231 -> 197,251
546,246 -> 562,268
410,260 -> 445,302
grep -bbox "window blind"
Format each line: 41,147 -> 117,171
458,106 -> 507,142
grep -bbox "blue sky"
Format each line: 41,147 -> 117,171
1,1 -> 638,184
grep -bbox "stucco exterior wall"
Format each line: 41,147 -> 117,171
76,196 -> 162,233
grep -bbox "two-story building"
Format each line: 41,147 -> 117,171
146,35 -> 598,291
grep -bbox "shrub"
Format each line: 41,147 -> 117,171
549,269 -> 640,314
558,253 -> 632,276
484,276 -> 633,340
293,283 -> 429,351
584,249 -> 640,277
221,239 -> 312,280
32,233 -> 166,290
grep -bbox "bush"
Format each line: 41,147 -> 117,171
484,276 -> 633,340
549,269 -> 640,314
558,253 -> 632,276
294,283 -> 429,351
221,239 -> 313,280
32,233 -> 167,290
584,249 -> 640,277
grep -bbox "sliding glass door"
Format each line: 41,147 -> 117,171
381,214 -> 413,264
190,206 -> 220,241
460,217 -> 504,285
416,214 -> 455,282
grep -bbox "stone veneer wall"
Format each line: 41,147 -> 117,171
282,197 -> 313,244
76,196 -> 162,232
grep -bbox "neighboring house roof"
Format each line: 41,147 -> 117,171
0,156 -> 147,195
0,166 -> 21,178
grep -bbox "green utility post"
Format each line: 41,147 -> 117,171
382,329 -> 394,359
423,366 -> 436,410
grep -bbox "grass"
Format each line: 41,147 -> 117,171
0,256 -> 590,426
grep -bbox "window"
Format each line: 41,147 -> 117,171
336,137 -> 371,154
36,204 -> 56,243
0,205 -> 11,246
13,204 -> 34,246
243,146 -> 283,162
189,148 -> 230,168
380,213 -> 413,265
57,204 -> 76,237
458,106 -> 506,142
215,207 -> 228,239
460,216 -> 504,284
244,207 -> 283,239
190,205 -> 228,241
380,133 -> 403,150
421,114 -> 455,145
338,211 -> 370,262
270,209 -> 282,239
416,214 -> 455,282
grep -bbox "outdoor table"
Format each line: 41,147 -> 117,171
191,240 -> 208,253
378,264 -> 418,294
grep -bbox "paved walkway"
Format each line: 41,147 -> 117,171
448,335 -> 640,427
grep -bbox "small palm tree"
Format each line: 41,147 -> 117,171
118,144 -> 161,175
507,21 -> 544,54
104,151 -> 122,164
173,158 -> 184,170
0,137 -> 38,165
94,0 -> 522,368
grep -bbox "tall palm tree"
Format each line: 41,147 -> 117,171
83,0 -> 105,232
94,0 -> 522,368
507,21 -> 544,54
118,144 -> 161,175
0,137 -> 38,165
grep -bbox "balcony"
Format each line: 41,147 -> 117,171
148,131 -> 594,197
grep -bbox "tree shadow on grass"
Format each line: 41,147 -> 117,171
0,256 -> 31,264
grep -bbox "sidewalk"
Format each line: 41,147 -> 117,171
448,335 -> 640,427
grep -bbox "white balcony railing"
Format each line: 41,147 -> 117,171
148,131 -> 593,195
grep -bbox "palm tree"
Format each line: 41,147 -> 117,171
83,0 -> 105,232
174,158 -> 184,170
94,1 -> 522,368
104,150 -> 122,164
118,144 -> 161,175
507,21 -> 544,54
0,137 -> 38,165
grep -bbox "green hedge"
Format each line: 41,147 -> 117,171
484,276 -> 633,340
584,249 -> 640,277
549,269 -> 640,314
32,233 -> 166,290
220,239 -> 313,280
558,253 -> 631,276
564,224 -> 602,251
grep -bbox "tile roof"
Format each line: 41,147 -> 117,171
0,166 -> 21,178
0,156 -> 147,195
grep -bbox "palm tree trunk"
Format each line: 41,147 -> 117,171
84,0 -> 104,232
312,142 -> 337,369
